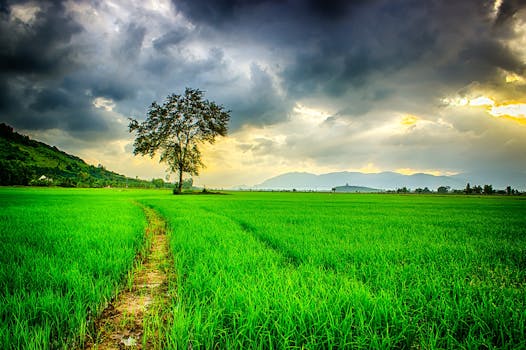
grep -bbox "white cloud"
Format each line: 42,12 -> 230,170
10,2 -> 40,23
92,97 -> 116,111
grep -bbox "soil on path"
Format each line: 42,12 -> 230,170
85,206 -> 173,350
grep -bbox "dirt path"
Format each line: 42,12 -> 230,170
85,206 -> 173,349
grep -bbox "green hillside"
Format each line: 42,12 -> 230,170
0,123 -> 159,188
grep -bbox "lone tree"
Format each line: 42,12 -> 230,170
129,88 -> 230,194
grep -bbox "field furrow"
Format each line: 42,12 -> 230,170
86,205 -> 173,349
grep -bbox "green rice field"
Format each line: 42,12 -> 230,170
1,188 -> 525,349
0,189 -> 147,348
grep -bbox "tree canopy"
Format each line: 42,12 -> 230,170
129,88 -> 230,193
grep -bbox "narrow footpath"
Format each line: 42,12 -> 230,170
86,206 -> 173,350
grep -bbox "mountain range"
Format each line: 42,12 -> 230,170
245,170 -> 526,191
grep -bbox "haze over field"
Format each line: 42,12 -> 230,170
1,0 -> 526,187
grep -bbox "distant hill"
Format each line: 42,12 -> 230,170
251,170 -> 526,191
0,123 -> 154,188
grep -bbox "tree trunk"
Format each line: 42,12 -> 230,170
176,167 -> 183,194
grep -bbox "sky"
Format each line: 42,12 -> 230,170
1,0 -> 526,188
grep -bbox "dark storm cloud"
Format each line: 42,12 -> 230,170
0,72 -> 118,136
280,1 -> 460,99
0,1 -> 143,138
0,0 -> 9,14
67,72 -> 138,102
12,107 -> 109,133
0,79 -> 16,112
3,77 -> 111,134
173,0 -> 424,119
30,88 -> 74,112
0,0 -> 83,76
174,0 -> 371,26
270,0 -> 524,117
153,27 -> 189,51
0,0 -> 99,137
228,63 -> 292,128
460,39 -> 524,74
435,38 -> 526,88
173,0 -> 271,26
115,23 -> 146,59
495,0 -> 526,25
175,0 -> 513,111
3,0 -> 523,135
306,0 -> 369,19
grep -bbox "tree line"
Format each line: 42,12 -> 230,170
395,184 -> 522,195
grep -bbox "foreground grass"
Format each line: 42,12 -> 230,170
0,188 -> 149,349
1,188 -> 525,349
145,192 -> 526,349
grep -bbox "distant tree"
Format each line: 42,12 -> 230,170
506,186 -> 512,195
483,184 -> 494,195
472,185 -> 482,194
465,183 -> 472,194
151,178 -> 165,188
176,178 -> 193,190
58,177 -> 76,188
414,187 -> 423,194
129,88 -> 230,194
79,171 -> 89,182
423,187 -> 431,193
397,187 -> 409,193
0,160 -> 34,185
437,186 -> 450,194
